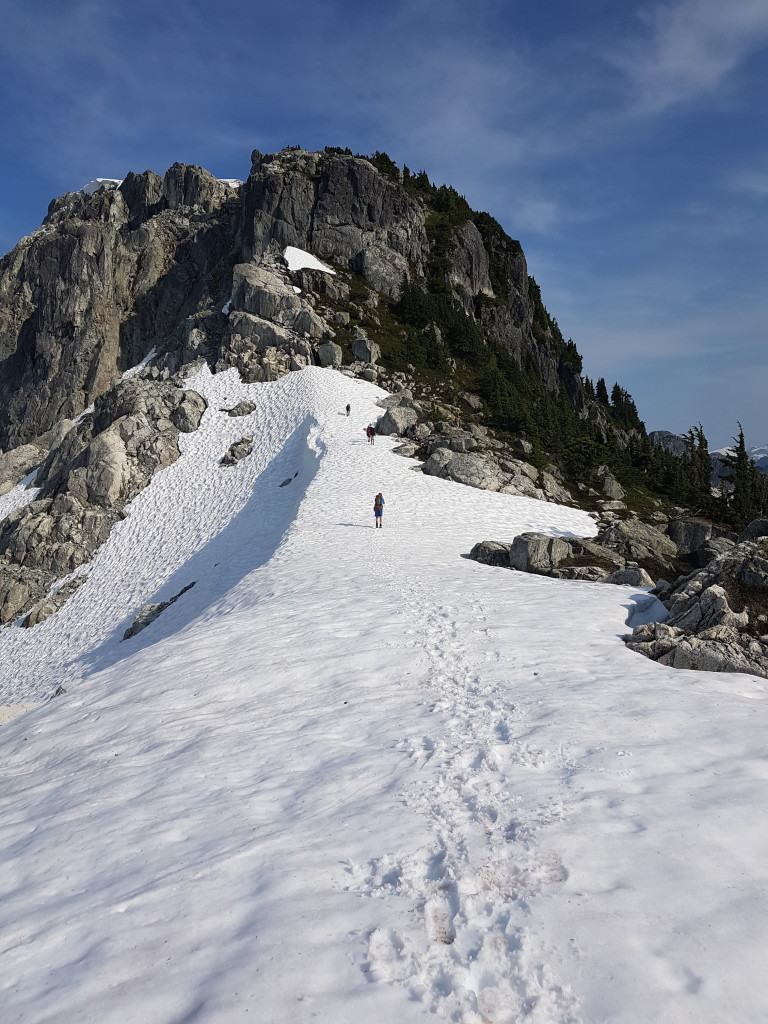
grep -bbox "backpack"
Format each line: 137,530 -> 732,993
374,495 -> 383,511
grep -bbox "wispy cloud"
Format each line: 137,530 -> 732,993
612,0 -> 768,114
730,166 -> 768,197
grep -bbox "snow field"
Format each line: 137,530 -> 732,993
0,366 -> 766,1022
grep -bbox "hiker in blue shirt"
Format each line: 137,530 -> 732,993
374,492 -> 385,528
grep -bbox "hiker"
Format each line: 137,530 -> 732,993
346,403 -> 350,416
454,410 -> 461,428
374,492 -> 385,528
366,424 -> 375,445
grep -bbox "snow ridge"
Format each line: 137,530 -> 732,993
0,366 -> 767,1023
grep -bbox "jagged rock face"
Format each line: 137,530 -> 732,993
448,222 -> 494,311
0,164 -> 236,449
241,150 -> 429,297
0,146 -> 593,453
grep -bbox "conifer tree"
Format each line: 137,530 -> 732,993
720,424 -> 768,529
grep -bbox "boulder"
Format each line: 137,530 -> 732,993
0,564 -> 51,625
351,334 -> 381,364
666,517 -> 713,555
604,567 -> 654,587
598,518 -> 678,569
461,392 -> 483,411
316,341 -> 343,368
171,390 -> 207,433
598,467 -> 625,501
510,438 -> 533,457
553,565 -> 610,582
220,437 -> 253,467
468,540 -> 511,567
539,471 -> 573,504
740,519 -> 768,543
377,407 -> 418,436
225,401 -> 257,417
422,450 -> 503,491
509,533 -> 571,574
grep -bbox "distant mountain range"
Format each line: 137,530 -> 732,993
650,431 -> 768,485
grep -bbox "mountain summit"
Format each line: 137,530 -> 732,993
1,148 -> 768,1023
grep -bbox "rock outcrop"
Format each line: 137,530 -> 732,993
625,531 -> 768,679
375,389 -> 574,504
0,147 -> 599,456
470,515 -> 678,589
0,376 -> 206,625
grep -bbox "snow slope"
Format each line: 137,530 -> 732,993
1,366 -> 767,1023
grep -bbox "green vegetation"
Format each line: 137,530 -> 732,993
353,151 -> 768,525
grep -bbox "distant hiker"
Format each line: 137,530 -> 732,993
374,492 -> 385,528
454,411 -> 461,427
346,404 -> 350,416
366,424 -> 376,445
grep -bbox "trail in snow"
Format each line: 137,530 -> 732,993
0,366 -> 766,1024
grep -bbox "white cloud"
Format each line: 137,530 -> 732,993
612,0 -> 768,114
730,167 -> 768,197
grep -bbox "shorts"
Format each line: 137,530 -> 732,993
374,510 -> 382,518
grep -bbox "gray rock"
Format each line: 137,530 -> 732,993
626,622 -> 768,679
391,441 -> 419,458
316,341 -> 343,368
604,567 -> 654,587
123,582 -> 196,640
423,450 -> 503,491
553,565 -> 610,582
740,519 -> 768,542
447,221 -> 494,311
693,536 -> 736,568
468,540 -> 511,567
0,444 -> 44,491
171,390 -> 206,433
351,333 -> 381,364
461,392 -> 483,412
598,519 -> 678,569
666,517 -> 713,555
220,437 -> 253,467
230,263 -> 302,324
510,438 -> 533,457
21,576 -> 88,628
0,564 -> 51,624
225,401 -> 257,417
598,467 -> 625,501
539,471 -> 573,504
509,533 -> 571,574
377,407 -> 418,436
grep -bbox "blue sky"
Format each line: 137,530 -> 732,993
1,0 -> 766,449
